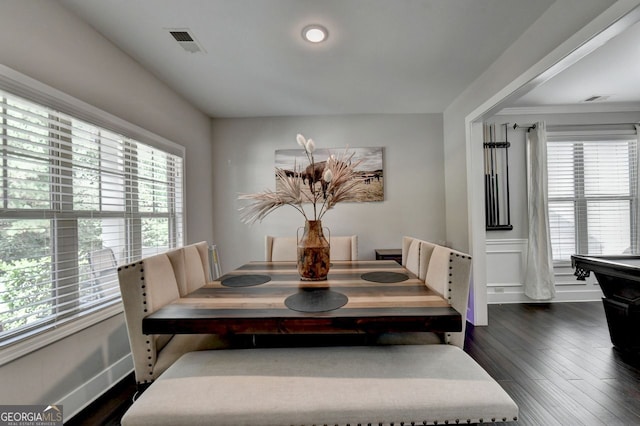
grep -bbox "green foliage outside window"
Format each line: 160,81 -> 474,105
0,218 -> 105,332
0,220 -> 51,331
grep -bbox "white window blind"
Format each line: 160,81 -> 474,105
547,128 -> 638,262
0,89 -> 184,347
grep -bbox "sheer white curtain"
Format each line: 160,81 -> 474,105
524,122 -> 556,300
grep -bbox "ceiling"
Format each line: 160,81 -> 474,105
510,18 -> 640,111
57,0 -> 640,118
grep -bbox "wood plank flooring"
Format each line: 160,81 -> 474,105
68,301 -> 640,425
465,302 -> 640,425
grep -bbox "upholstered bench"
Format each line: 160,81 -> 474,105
121,345 -> 518,425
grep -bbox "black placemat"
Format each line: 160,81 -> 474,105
361,271 -> 409,283
285,289 -> 348,313
221,274 -> 272,287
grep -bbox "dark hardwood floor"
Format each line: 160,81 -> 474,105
465,302 -> 640,425
67,301 -> 640,425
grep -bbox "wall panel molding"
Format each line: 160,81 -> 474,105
486,239 -> 603,304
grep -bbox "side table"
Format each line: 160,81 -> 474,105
374,248 -> 402,265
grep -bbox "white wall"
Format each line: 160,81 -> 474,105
442,0 -> 628,325
0,1 -> 213,418
0,0 -> 636,418
210,114 -> 445,272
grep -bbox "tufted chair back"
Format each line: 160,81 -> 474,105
402,236 -> 421,276
418,240 -> 437,281
118,253 -> 179,386
167,241 -> 210,297
118,247 -> 227,389
377,239 -> 472,349
328,235 -> 358,260
265,236 -> 298,261
266,235 -> 358,261
425,246 -> 473,348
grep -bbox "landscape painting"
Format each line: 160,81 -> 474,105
275,147 -> 384,202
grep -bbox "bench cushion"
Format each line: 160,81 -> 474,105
122,345 -> 518,426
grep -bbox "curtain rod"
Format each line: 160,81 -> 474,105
548,123 -> 639,129
512,122 -> 640,132
512,123 -> 536,132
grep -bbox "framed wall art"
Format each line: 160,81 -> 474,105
274,147 -> 384,202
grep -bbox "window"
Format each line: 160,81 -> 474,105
547,128 -> 638,262
0,86 -> 184,350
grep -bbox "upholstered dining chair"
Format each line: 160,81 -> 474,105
118,246 -> 227,392
402,236 -> 421,276
265,236 -> 298,261
166,241 -> 209,297
417,240 -> 437,281
87,247 -> 118,296
265,235 -> 358,261
378,240 -> 472,349
424,245 -> 472,348
329,235 -> 358,261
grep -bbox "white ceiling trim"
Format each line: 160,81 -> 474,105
498,103 -> 640,115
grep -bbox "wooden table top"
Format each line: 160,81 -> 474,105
142,260 -> 461,335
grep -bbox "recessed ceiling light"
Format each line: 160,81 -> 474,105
302,25 -> 328,43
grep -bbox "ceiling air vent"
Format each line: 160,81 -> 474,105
168,29 -> 204,53
583,95 -> 610,102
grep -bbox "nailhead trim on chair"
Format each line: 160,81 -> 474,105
448,256 -> 453,301
446,254 -> 454,342
306,418 -> 518,425
138,260 -> 155,382
445,252 -> 472,345
118,261 -> 154,385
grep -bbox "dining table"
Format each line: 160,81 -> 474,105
142,260 -> 461,336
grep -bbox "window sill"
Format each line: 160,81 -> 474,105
0,303 -> 123,367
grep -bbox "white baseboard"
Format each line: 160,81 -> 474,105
58,353 -> 133,420
488,289 -> 604,304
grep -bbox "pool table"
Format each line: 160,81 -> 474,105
571,254 -> 640,354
